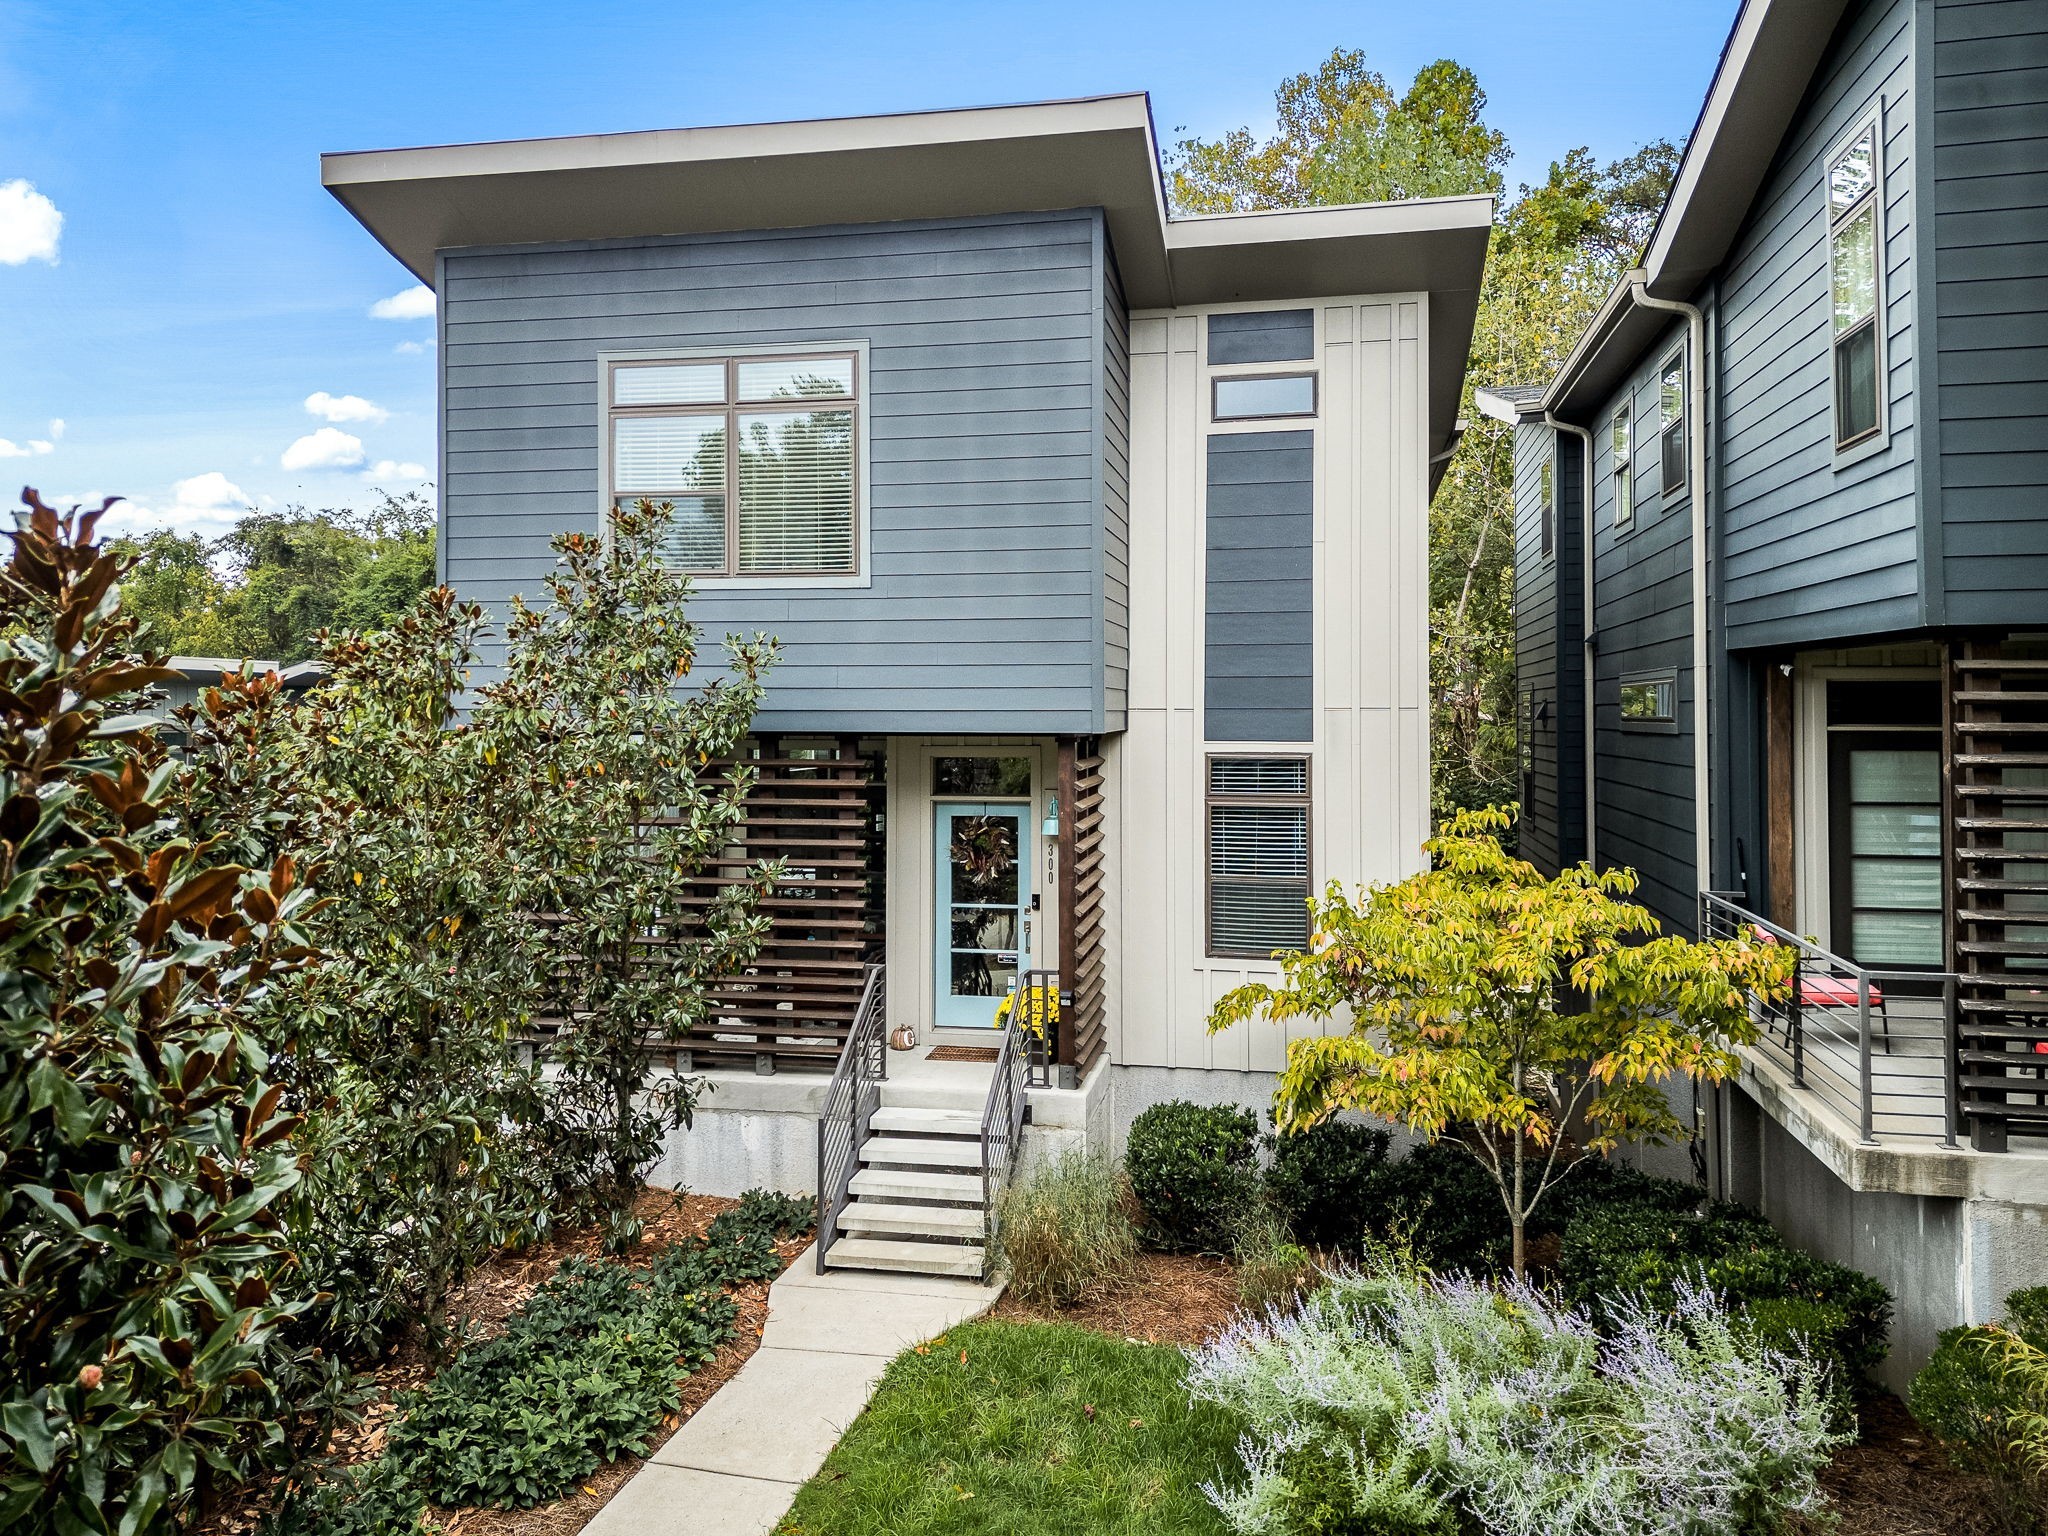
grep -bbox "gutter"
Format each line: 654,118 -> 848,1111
1542,412 -> 1597,869
1626,269 -> 1711,894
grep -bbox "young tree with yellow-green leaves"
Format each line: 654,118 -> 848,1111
1210,808 -> 1792,1277
1169,52 -> 1677,823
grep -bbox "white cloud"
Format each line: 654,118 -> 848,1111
369,284 -> 435,321
281,427 -> 366,472
304,390 -> 389,424
173,471 -> 252,516
47,418 -> 64,441
89,472 -> 254,539
363,459 -> 430,483
0,436 -> 53,458
394,338 -> 435,355
0,179 -> 62,265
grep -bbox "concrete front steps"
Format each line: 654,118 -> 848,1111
827,1089 -> 993,1281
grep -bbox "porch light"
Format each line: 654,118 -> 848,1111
1041,791 -> 1061,839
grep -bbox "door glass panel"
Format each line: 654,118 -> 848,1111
950,952 -> 1016,998
948,816 -> 1019,905
1851,857 -> 1940,909
950,909 -> 1017,952
1849,803 -> 1940,857
1848,748 -> 1938,802
933,757 -> 1032,796
1851,911 -> 1942,967
1838,742 -> 1942,968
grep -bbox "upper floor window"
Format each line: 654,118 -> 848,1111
607,351 -> 860,577
1828,116 -> 1884,452
1610,402 -> 1634,526
1213,372 -> 1317,421
1538,457 -> 1554,558
1658,347 -> 1687,496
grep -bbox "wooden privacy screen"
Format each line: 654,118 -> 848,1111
1057,737 -> 1108,1077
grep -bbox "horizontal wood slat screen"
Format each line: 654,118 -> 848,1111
534,739 -> 882,1071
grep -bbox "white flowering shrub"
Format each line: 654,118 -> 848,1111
1186,1269 -> 1842,1536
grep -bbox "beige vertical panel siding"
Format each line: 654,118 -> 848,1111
1114,296 -> 1432,1073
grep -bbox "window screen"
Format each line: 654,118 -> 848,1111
1658,349 -> 1687,496
1611,403 -> 1634,526
1207,757 -> 1310,956
609,352 -> 859,576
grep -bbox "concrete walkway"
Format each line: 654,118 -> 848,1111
585,1244 -> 1002,1536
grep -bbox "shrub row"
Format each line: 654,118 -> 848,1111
1910,1285 -> 2048,1522
268,1191 -> 808,1531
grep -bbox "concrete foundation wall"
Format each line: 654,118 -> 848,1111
649,1072 -> 827,1200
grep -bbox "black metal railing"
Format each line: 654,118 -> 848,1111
815,963 -> 887,1272
979,1002 -> 1029,1276
1700,891 -> 1959,1147
1012,968 -> 1060,1089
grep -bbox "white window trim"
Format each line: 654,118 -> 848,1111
1658,343 -> 1689,499
1826,105 -> 1889,468
597,340 -> 873,589
1611,400 -> 1635,528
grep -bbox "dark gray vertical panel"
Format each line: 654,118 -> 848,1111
438,210 -> 1112,733
1205,430 -> 1312,742
1207,309 -> 1314,365
1513,416 -> 1584,875
1933,0 -> 2048,620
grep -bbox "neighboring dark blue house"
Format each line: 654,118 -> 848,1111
1488,0 -> 2047,1385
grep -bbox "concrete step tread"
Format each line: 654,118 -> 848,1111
825,1236 -> 986,1278
870,1107 -> 984,1135
848,1168 -> 986,1202
841,1200 -> 986,1237
859,1135 -> 987,1169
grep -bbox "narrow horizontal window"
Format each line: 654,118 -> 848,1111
1620,671 -> 1677,728
1207,756 -> 1310,957
1213,373 -> 1317,421
1611,403 -> 1634,526
1659,348 -> 1687,497
607,351 -> 861,578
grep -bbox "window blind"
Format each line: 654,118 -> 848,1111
737,407 -> 855,572
1207,756 -> 1310,955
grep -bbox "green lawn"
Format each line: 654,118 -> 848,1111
776,1320 -> 1240,1536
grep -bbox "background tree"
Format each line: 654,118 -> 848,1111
1209,807 -> 1791,1276
486,500 -> 780,1250
116,491 -> 436,664
0,492 -> 330,1535
1169,52 -> 1677,824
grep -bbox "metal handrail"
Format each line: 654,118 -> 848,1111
815,963 -> 887,1272
979,1005 -> 1028,1279
1700,891 -> 1960,1148
1013,967 -> 1058,1089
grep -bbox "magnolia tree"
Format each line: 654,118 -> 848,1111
1210,806 -> 1792,1276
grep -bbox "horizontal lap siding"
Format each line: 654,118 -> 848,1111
439,210 -> 1109,733
1103,244 -> 1131,730
1588,333 -> 1696,934
1512,418 -> 1582,874
1204,431 -> 1313,742
1717,0 -> 1923,649
1934,0 -> 2048,618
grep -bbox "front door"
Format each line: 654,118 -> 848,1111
934,802 -> 1031,1029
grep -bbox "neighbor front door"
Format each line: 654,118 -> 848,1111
933,802 -> 1031,1029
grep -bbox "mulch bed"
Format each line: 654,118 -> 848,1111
992,1250 -> 1243,1348
199,1187 -> 805,1536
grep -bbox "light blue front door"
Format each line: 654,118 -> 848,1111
934,802 -> 1031,1029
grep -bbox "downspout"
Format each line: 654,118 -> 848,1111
1627,270 -> 1711,894
1543,412 -> 1596,870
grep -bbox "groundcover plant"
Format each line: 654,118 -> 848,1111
1185,1267 -> 1842,1536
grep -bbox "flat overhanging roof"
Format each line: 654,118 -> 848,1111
322,93 -> 1493,456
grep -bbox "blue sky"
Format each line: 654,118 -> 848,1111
0,0 -> 1735,540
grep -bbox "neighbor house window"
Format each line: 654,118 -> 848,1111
1828,116 -> 1884,451
1539,457 -> 1555,558
607,351 -> 859,576
1213,373 -> 1317,421
1207,756 -> 1310,957
1659,347 -> 1687,495
1611,403 -> 1634,526
1620,670 -> 1677,729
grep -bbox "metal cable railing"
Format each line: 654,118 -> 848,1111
1700,891 -> 1958,1147
815,963 -> 887,1272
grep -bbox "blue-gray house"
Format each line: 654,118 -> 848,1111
1490,0 -> 2047,1383
326,95 -> 1492,1277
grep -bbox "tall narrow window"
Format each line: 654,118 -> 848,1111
1659,347 -> 1687,495
1828,117 -> 1883,450
1207,757 -> 1310,957
1539,457 -> 1554,558
608,352 -> 860,576
1611,403 -> 1634,526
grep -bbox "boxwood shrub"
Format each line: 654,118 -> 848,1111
1264,1118 -> 1390,1252
1125,1100 -> 1260,1254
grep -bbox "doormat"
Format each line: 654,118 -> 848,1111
926,1046 -> 999,1063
